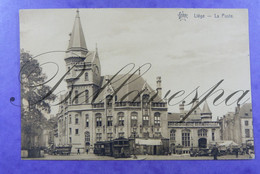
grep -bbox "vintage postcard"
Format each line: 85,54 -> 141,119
20,8 -> 254,160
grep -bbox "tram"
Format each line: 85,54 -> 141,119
94,138 -> 131,158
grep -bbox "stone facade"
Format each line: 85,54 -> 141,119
167,100 -> 221,154
57,11 -> 168,153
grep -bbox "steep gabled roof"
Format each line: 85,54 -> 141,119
67,10 -> 88,52
202,100 -> 212,114
94,74 -> 161,103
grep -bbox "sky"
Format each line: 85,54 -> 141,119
20,9 -> 251,120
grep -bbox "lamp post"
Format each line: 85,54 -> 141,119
133,131 -> 137,159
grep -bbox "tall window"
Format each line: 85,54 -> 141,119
69,128 -> 72,135
85,72 -> 88,81
75,114 -> 79,124
170,129 -> 176,141
198,129 -> 207,137
85,131 -> 90,143
75,129 -> 79,135
107,116 -> 113,126
118,112 -> 124,126
69,137 -> 72,144
75,90 -> 78,104
143,115 -> 149,126
245,120 -> 249,126
212,131 -> 215,141
182,129 -> 190,147
154,112 -> 161,126
96,113 -> 102,127
85,90 -> 89,104
85,114 -> 89,128
69,115 -> 72,124
245,129 -> 250,138
107,133 -> 113,141
96,133 -> 102,141
131,112 -> 138,127
106,95 -> 113,108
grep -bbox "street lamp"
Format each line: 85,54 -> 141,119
133,130 -> 137,159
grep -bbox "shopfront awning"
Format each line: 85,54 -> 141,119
219,141 -> 238,147
135,138 -> 162,145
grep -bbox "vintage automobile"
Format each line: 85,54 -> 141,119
217,141 -> 239,155
190,147 -> 210,157
48,144 -> 72,155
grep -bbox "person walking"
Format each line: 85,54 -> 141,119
77,148 -> 80,155
86,148 -> 89,154
211,145 -> 219,160
234,148 -> 239,158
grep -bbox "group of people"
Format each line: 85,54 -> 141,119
77,148 -> 89,155
211,145 -> 254,160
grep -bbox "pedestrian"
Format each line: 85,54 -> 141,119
86,148 -> 89,154
211,145 -> 219,160
121,147 -> 125,157
77,148 -> 80,155
234,148 -> 239,158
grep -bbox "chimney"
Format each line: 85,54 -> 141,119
235,104 -> 240,114
156,76 -> 162,98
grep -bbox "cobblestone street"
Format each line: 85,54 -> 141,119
24,153 -> 252,160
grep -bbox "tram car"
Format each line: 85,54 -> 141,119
104,141 -> 113,156
94,138 -> 131,158
94,142 -> 105,156
113,138 -> 131,158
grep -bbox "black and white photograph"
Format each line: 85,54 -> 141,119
20,8 -> 254,160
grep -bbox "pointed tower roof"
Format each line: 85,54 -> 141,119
202,100 -> 212,114
67,10 -> 88,52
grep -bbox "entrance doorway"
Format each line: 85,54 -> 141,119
198,138 -> 207,148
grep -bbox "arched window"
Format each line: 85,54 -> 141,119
170,129 -> 176,141
118,112 -> 124,126
85,72 -> 89,81
198,129 -> 207,137
85,90 -> 89,104
85,114 -> 89,128
131,112 -> 138,127
182,129 -> 190,147
142,94 -> 150,108
154,112 -> 160,126
95,113 -> 102,127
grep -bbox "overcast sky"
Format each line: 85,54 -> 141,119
20,9 -> 251,120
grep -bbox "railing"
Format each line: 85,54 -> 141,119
93,103 -> 104,108
168,121 -> 220,127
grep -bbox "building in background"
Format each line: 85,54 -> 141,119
220,103 -> 253,146
168,99 -> 221,154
